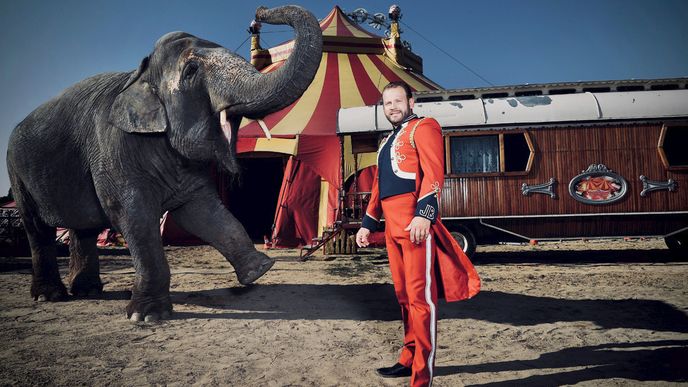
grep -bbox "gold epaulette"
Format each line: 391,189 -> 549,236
409,118 -> 426,149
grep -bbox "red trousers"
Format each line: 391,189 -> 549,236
382,193 -> 438,387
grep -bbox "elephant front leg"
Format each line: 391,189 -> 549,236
123,230 -> 173,321
67,229 -> 103,297
171,193 -> 274,285
107,203 -> 173,321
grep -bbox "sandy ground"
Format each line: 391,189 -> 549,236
1,238 -> 687,386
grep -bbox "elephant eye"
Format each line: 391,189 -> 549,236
182,62 -> 199,82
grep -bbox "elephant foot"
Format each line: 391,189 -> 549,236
126,292 -> 173,322
68,273 -> 104,298
31,280 -> 68,302
235,251 -> 275,285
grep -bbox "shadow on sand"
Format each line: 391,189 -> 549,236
439,339 -> 688,386
473,247 -> 680,265
173,285 -> 688,333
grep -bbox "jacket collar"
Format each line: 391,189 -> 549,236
393,113 -> 418,131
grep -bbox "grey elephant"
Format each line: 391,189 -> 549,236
6,5 -> 322,321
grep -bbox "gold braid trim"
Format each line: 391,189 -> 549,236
409,118 -> 425,149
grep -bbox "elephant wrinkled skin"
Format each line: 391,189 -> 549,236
6,5 -> 322,321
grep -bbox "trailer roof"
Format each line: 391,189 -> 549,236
338,79 -> 688,134
412,77 -> 688,102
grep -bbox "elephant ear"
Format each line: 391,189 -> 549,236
109,56 -> 168,133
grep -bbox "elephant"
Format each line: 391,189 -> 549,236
6,5 -> 322,321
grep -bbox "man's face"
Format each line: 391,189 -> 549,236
382,86 -> 414,126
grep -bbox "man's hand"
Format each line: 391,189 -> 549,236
404,216 -> 431,244
356,227 -> 371,247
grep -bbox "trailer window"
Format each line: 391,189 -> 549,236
659,124 -> 688,169
503,133 -> 531,172
450,135 -> 500,173
448,131 -> 533,176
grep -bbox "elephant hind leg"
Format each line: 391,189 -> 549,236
11,181 -> 67,301
67,229 -> 103,297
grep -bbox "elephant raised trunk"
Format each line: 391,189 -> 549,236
209,5 -> 323,120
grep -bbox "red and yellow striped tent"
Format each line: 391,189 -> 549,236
231,6 -> 442,247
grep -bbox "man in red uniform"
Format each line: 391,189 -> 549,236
356,81 -> 480,387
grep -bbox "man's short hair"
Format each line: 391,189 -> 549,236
383,81 -> 413,99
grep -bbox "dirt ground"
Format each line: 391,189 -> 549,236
1,238 -> 687,386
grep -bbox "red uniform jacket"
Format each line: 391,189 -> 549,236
362,115 -> 481,302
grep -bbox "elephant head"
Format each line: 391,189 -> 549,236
108,5 -> 322,173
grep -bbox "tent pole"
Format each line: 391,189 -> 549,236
351,138 -> 359,224
270,155 -> 296,247
339,135 -> 346,224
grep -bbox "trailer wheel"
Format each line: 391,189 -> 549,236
665,233 -> 688,252
450,225 -> 476,258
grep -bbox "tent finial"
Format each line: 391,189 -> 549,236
249,20 -> 272,69
249,20 -> 263,52
388,5 -> 401,39
382,4 -> 423,73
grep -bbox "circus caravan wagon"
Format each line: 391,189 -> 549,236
339,78 -> 688,257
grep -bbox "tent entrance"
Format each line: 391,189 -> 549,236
227,154 -> 286,243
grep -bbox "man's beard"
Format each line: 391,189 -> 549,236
385,104 -> 411,125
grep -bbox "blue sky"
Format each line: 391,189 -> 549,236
1,0 -> 687,196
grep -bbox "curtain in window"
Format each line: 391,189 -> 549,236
450,136 -> 500,173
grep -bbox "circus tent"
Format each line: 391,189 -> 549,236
163,6 -> 442,247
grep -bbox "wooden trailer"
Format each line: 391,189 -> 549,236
337,78 -> 688,257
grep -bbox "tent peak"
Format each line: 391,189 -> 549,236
250,4 -> 424,73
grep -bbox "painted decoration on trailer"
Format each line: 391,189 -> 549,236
568,164 -> 628,204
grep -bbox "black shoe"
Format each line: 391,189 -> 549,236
376,362 -> 412,378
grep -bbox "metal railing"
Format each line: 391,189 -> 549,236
341,191 -> 371,224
